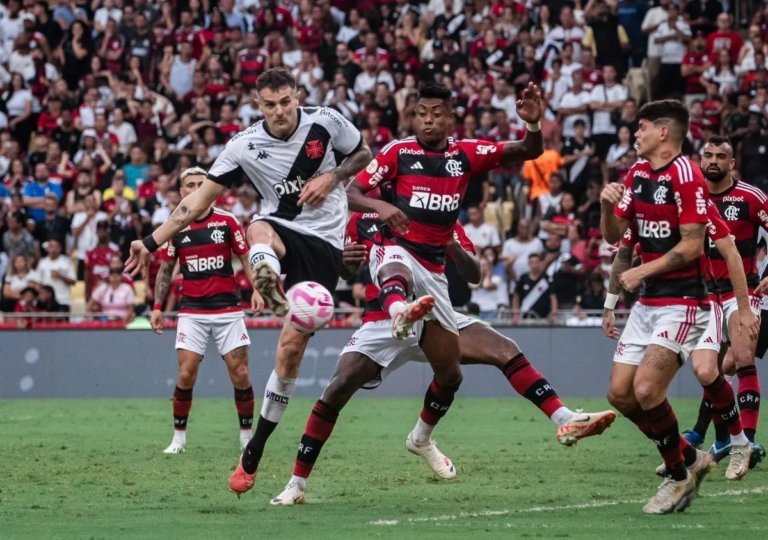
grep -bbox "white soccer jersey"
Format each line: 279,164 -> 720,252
208,107 -> 363,250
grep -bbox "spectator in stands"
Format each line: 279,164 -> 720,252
2,254 -> 40,312
537,173 -> 566,220
88,267 -> 135,322
523,139 -> 564,205
642,0 -> 671,90
2,73 -> 34,149
470,256 -> 509,317
232,185 -> 260,226
72,194 -> 108,280
36,284 -> 62,314
685,0 -> 722,36
652,3 -> 691,99
34,192 -> 69,249
3,211 -> 37,263
576,273 -> 609,313
512,253 -> 557,325
108,108 -> 138,156
590,65 -> 628,178
724,93 -> 753,149
682,30 -> 712,106
464,206 -> 501,252
36,238 -> 76,312
84,221 -> 120,301
583,0 -> 630,78
561,119 -> 594,197
502,219 -> 544,282
740,114 -> 768,184
707,13 -> 743,62
606,125 -> 633,182
23,163 -> 62,223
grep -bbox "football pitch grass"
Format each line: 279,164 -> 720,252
2,398 -> 768,540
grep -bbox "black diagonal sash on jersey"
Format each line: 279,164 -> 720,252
270,123 -> 332,221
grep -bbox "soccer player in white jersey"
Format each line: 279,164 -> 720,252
125,68 -> 372,496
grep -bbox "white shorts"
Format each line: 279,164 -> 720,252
176,311 -> 251,357
368,244 -> 457,334
340,311 -> 479,388
721,295 -> 762,344
693,302 -> 723,354
614,303 -> 710,366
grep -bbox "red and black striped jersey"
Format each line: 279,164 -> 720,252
160,208 -> 248,314
707,180 -> 768,300
346,212 -> 475,323
238,48 -> 269,88
355,136 -> 506,273
615,156 -> 711,307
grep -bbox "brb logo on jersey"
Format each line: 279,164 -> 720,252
187,255 -> 225,272
637,219 -> 671,239
410,187 -> 460,212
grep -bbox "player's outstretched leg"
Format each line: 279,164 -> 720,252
376,259 -> 433,341
164,350 -> 201,454
406,321 -> 463,479
271,352 -> 382,506
223,345 -> 255,450
457,322 -> 615,445
230,324 -> 308,496
247,221 -> 288,317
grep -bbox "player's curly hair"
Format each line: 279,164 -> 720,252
638,100 -> 689,144
418,81 -> 452,105
256,67 -> 297,93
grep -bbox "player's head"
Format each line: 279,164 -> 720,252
701,136 -> 735,183
415,81 -> 454,147
180,166 -> 208,198
255,67 -> 299,139
635,100 -> 689,160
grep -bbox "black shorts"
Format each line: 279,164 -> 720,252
261,219 -> 343,294
755,310 -> 768,359
592,134 -> 615,162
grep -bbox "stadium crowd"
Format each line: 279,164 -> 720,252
0,0 -> 765,322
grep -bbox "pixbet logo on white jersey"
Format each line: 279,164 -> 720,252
409,186 -> 460,212
186,255 -> 225,272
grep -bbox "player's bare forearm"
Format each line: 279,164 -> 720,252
238,252 -> 255,287
151,180 -> 224,246
499,130 -> 544,166
332,141 -> 373,186
609,244 -> 634,295
717,234 -> 752,311
448,242 -> 481,284
346,179 -> 380,212
634,223 -> 706,280
153,259 -> 174,309
600,209 -> 626,244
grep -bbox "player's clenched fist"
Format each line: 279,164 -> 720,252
378,203 -> 410,234
601,183 -> 625,208
343,242 -> 368,269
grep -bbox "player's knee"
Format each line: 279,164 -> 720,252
435,368 -> 463,392
607,388 -> 635,413
229,363 -> 250,387
691,358 -> 718,386
178,369 -> 197,388
633,379 -> 662,409
247,220 -> 273,244
277,340 -> 305,369
730,347 -> 756,369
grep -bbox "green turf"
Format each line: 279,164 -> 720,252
1,398 -> 767,540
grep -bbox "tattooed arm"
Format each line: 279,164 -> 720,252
126,179 -> 224,277
619,223 -> 706,291
150,259 -> 176,335
603,243 -> 635,340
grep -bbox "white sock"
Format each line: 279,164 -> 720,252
412,418 -> 435,445
551,406 -> 575,428
249,243 -> 281,275
731,430 -> 750,446
260,370 -> 297,424
387,301 -> 406,319
173,430 -> 187,444
290,475 -> 307,490
240,428 -> 252,441
725,374 -> 734,386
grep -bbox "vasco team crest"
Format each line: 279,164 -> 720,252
305,140 -> 324,159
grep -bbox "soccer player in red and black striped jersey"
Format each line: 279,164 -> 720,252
150,168 -> 263,455
269,213 -> 615,505
345,81 -> 545,479
599,100 -> 726,514
682,136 -> 767,467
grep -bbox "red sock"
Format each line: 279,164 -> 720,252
234,386 -> 255,430
379,277 -> 407,314
420,380 -> 456,426
625,405 -> 655,440
646,400 -> 686,478
502,354 -> 564,418
705,375 -> 743,437
737,366 -> 760,442
293,400 -> 339,479
173,386 -> 193,430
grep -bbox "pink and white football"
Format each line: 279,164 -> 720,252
286,281 -> 335,333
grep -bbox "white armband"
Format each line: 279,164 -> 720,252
526,121 -> 542,132
604,293 -> 619,310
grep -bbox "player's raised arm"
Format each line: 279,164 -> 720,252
601,182 -> 630,244
126,172 -> 226,277
498,82 -> 545,166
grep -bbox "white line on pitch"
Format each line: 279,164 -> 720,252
368,485 -> 768,526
